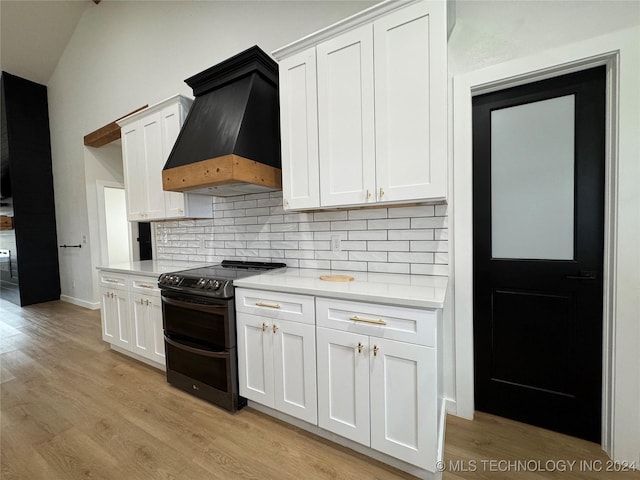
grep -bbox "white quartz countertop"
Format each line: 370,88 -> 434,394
233,268 -> 447,309
97,259 -> 210,277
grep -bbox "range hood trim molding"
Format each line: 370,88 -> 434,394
186,46 -> 278,97
163,154 -> 282,193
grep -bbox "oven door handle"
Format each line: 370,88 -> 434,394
162,295 -> 228,313
164,335 -> 229,359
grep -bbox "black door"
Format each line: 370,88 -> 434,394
472,66 -> 605,442
137,222 -> 152,260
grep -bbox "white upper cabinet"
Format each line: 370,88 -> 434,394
317,25 -> 376,207
374,1 -> 447,202
118,95 -> 213,221
278,48 -> 320,210
274,0 -> 448,210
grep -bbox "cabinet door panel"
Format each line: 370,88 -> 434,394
374,1 -> 446,202
237,315 -> 274,406
114,291 -> 131,348
140,115 -> 166,219
317,327 -> 370,445
100,289 -> 117,344
280,48 -> 320,210
161,103 -> 187,217
131,294 -> 151,358
148,296 -> 165,365
317,25 -> 375,207
121,125 -> 146,221
370,338 -> 436,470
273,321 -> 317,424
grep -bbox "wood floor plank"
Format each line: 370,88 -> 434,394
1,298 -> 637,480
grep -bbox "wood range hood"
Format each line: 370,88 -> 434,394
162,46 -> 282,197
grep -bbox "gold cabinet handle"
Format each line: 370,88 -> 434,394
366,189 -> 372,199
373,345 -> 379,357
350,315 -> 386,326
273,324 -> 279,334
379,187 -> 385,198
140,298 -> 144,305
261,322 -> 268,332
145,299 -> 150,306
138,283 -> 155,289
104,278 -> 119,284
283,199 -> 289,207
357,342 -> 363,354
256,301 -> 281,309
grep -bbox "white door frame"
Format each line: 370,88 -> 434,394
96,180 -> 133,265
452,28 -> 639,461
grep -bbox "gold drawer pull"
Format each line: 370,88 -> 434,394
256,301 -> 281,309
350,315 -> 386,326
138,283 -> 155,289
104,278 -> 120,284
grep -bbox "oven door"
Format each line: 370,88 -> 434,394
161,290 -> 235,350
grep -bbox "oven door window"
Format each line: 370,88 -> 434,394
165,337 -> 230,392
162,296 -> 230,350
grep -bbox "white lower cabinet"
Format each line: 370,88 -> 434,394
317,327 -> 436,470
236,289 -> 317,423
100,287 -> 131,350
130,292 -> 165,365
99,270 -> 165,369
237,312 -> 317,424
236,287 -> 441,474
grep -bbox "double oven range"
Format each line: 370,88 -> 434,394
158,260 -> 285,412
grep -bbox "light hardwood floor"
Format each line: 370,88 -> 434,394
1,299 -> 637,480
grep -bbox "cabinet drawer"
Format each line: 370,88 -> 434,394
235,288 -> 315,324
99,272 -> 129,290
131,276 -> 161,296
316,298 -> 437,346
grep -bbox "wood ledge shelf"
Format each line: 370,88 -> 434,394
83,105 -> 148,147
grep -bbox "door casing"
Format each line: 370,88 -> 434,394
452,48 -> 620,457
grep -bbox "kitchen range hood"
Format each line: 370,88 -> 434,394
162,46 -> 281,196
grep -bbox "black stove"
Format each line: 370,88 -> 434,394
158,260 -> 285,412
158,260 -> 286,299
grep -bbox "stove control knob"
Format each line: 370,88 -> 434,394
173,276 -> 181,285
197,278 -> 207,288
211,280 -> 222,290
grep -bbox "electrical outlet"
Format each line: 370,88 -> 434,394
331,235 -> 341,253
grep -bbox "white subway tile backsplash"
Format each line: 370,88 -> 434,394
348,209 -> 388,220
313,211 -> 348,221
368,240 -> 409,252
348,230 -> 387,241
388,229 -> 434,240
349,251 -> 387,262
156,191 -> 448,276
330,220 -> 368,231
388,252 -> 435,263
411,217 -> 447,229
299,259 -> 331,269
410,240 -> 448,252
368,218 -> 410,230
330,260 -> 368,271
368,262 -> 410,274
387,205 -> 435,218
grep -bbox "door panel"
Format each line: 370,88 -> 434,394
317,25 -> 375,207
131,294 -> 150,357
370,338 -> 435,470
273,321 -> 317,424
237,315 -> 273,405
115,291 -> 131,348
317,327 -> 370,445
473,66 -> 605,442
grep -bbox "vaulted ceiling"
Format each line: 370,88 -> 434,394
0,0 -> 92,85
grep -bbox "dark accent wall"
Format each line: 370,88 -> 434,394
1,72 -> 61,306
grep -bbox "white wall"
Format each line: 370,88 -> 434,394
47,0 -> 377,307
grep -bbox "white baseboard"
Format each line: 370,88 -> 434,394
60,294 -> 100,310
247,401 -> 436,480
